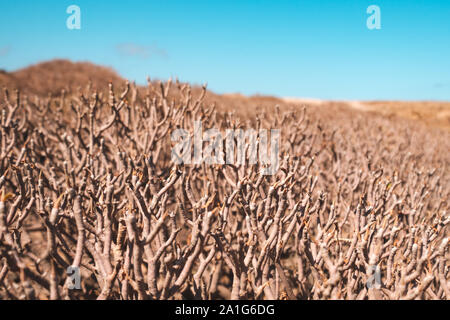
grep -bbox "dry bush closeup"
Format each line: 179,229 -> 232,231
0,63 -> 449,300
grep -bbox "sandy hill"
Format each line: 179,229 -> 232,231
0,60 -> 124,97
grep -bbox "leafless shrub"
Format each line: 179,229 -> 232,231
0,78 -> 448,300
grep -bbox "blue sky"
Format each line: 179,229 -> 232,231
0,0 -> 449,100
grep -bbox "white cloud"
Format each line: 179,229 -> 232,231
115,43 -> 168,59
0,46 -> 11,57
433,83 -> 445,89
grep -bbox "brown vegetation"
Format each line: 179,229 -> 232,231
360,101 -> 450,130
0,61 -> 448,300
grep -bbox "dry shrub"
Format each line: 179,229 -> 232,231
0,66 -> 448,300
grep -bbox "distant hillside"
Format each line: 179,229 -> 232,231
9,60 -> 296,123
0,60 -> 287,113
1,59 -> 449,129
0,60 -> 125,96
